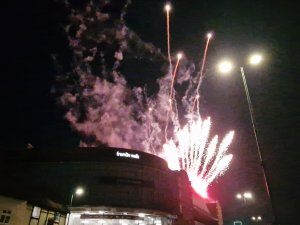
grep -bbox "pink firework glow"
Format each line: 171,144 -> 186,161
163,117 -> 234,198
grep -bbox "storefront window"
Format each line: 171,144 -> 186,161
68,211 -> 174,225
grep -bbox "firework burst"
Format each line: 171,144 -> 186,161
163,117 -> 234,198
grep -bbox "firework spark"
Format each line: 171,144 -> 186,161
163,117 -> 234,198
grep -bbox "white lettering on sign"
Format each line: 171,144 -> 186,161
116,151 -> 140,159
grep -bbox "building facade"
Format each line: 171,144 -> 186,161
0,195 -> 66,225
0,147 -> 221,225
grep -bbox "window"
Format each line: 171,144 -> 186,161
32,207 -> 41,219
0,210 -> 11,224
54,212 -> 60,223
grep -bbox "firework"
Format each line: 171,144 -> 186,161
165,53 -> 183,141
164,3 -> 172,71
169,53 -> 183,101
59,1 -> 235,199
163,118 -> 234,198
193,33 -> 213,112
160,31 -> 233,198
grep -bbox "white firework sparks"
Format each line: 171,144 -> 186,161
163,117 -> 234,198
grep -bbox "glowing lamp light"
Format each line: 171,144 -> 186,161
236,193 -> 242,199
252,216 -> 262,221
249,53 -> 263,65
258,216 -> 262,220
164,3 -> 171,12
75,187 -> 84,195
218,60 -> 233,73
244,192 -> 252,199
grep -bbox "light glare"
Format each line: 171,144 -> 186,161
75,187 -> 84,195
218,60 -> 233,73
249,54 -> 263,65
236,193 -> 242,199
244,192 -> 252,199
207,33 -> 212,39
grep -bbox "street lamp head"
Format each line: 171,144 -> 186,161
218,60 -> 233,74
243,192 -> 252,199
257,216 -> 262,221
243,192 -> 252,198
75,187 -> 84,196
249,53 -> 263,65
236,193 -> 242,199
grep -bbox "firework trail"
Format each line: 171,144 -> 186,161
164,3 -> 172,72
169,53 -> 182,102
192,33 -> 212,113
165,53 -> 182,141
56,0 -> 235,198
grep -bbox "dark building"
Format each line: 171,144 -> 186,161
0,147 -> 222,225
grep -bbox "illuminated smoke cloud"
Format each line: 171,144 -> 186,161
56,0 -> 168,153
56,0 -> 235,197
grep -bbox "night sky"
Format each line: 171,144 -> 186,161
1,0 -> 299,224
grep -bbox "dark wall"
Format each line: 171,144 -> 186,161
0,148 -> 178,214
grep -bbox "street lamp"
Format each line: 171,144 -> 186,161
67,187 -> 85,225
252,216 -> 262,221
218,54 -> 277,224
70,187 -> 84,206
219,55 -> 271,196
236,192 -> 253,203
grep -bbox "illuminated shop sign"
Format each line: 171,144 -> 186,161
116,151 -> 140,159
80,214 -> 141,220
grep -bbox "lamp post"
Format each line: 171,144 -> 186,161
67,187 -> 84,225
70,187 -> 84,207
218,54 -> 277,224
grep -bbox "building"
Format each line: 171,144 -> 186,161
0,195 -> 67,225
0,147 -> 222,225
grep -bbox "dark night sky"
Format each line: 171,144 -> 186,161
1,0 -> 299,224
